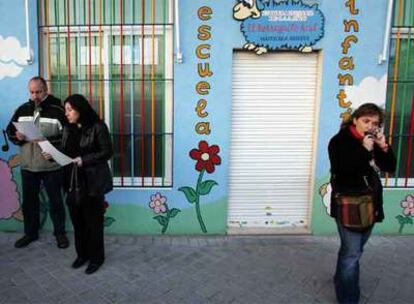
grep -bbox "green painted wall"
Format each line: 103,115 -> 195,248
311,177 -> 414,235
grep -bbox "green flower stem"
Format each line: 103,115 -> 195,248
399,223 -> 404,234
162,206 -> 171,234
195,169 -> 207,233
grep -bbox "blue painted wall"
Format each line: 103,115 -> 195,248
1,0 -> 411,235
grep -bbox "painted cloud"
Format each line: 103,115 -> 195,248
0,35 -> 29,80
344,74 -> 388,109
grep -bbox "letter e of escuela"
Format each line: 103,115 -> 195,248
196,81 -> 211,95
198,6 -> 212,21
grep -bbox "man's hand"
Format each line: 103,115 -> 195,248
15,131 -> 26,141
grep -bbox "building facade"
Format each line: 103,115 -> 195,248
0,0 -> 413,235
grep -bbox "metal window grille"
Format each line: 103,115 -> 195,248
38,0 -> 174,187
384,0 -> 414,187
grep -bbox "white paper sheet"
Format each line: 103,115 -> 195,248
38,140 -> 74,166
12,121 -> 43,141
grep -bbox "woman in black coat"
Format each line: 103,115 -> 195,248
62,94 -> 113,274
328,103 -> 396,304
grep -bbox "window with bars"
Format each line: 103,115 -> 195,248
38,0 -> 174,187
384,0 -> 414,187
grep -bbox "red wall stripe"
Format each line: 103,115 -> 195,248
404,95 -> 414,186
140,0 -> 146,185
67,0 -> 72,94
119,0 -> 125,185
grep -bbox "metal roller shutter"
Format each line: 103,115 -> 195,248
228,51 -> 320,234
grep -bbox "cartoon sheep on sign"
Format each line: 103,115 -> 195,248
233,0 -> 325,55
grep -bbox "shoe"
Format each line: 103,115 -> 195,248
85,262 -> 103,275
71,257 -> 88,269
56,234 -> 69,249
14,235 -> 38,248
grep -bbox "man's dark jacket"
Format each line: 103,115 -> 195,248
6,95 -> 66,172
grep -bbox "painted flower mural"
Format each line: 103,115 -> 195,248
0,158 -> 20,219
103,201 -> 116,227
396,194 -> 414,233
179,141 -> 221,233
319,182 -> 332,215
401,195 -> 414,216
189,141 -> 221,174
149,193 -> 167,214
149,192 -> 180,234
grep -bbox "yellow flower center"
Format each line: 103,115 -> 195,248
201,153 -> 210,161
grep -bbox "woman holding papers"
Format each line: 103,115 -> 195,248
60,94 -> 113,274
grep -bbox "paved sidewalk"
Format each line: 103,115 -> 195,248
0,232 -> 413,304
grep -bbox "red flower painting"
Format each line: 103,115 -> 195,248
180,140 -> 221,233
189,141 -> 221,173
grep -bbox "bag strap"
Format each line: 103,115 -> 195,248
363,175 -> 373,191
69,164 -> 78,190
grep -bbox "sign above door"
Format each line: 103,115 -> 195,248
233,0 -> 325,55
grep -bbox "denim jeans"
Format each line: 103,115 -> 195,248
21,169 -> 66,238
334,222 -> 372,304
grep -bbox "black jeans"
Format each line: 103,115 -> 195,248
68,194 -> 105,264
21,169 -> 66,238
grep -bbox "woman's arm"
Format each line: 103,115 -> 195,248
81,122 -> 113,166
374,144 -> 396,173
328,135 -> 372,176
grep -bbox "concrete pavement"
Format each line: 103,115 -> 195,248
1,232 -> 413,304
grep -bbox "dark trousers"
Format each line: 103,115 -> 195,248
334,222 -> 373,304
21,169 -> 66,238
68,195 -> 105,264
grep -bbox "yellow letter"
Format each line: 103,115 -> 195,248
345,0 -> 359,15
340,108 -> 353,122
198,25 -> 212,41
344,20 -> 359,32
198,6 -> 212,21
195,122 -> 211,135
337,89 -> 352,108
196,99 -> 208,118
198,63 -> 213,78
339,57 -> 355,70
196,44 -> 211,59
196,81 -> 211,95
338,74 -> 354,86
341,35 -> 358,54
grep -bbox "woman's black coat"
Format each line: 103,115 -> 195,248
62,121 -> 113,196
328,127 -> 396,222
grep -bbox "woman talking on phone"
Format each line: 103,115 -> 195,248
328,103 -> 396,304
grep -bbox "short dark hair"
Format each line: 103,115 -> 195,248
29,76 -> 48,91
341,103 -> 385,129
